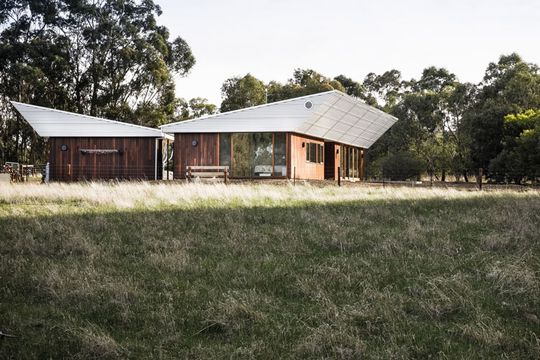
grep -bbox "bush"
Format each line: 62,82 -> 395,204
382,152 -> 425,181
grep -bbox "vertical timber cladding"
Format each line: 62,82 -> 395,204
48,137 -> 161,181
289,133 -> 325,180
173,133 -> 219,179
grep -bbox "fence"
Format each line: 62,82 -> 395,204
361,167 -> 539,190
2,162 -> 539,189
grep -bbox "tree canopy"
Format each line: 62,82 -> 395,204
0,0 -> 195,162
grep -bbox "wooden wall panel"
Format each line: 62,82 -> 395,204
289,133 -> 324,180
48,137 -> 160,181
173,133 -> 219,179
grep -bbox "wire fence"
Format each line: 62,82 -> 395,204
363,168 -> 539,189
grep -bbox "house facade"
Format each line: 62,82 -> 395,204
11,90 -> 396,182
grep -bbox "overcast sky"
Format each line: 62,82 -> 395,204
156,0 -> 540,106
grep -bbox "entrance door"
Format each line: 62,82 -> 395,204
324,142 -> 336,180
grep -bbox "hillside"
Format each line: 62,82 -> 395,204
1,183 -> 539,358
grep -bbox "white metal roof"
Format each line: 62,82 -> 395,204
11,101 -> 171,139
161,90 -> 397,148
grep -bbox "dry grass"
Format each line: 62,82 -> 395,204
1,181 -> 536,209
1,182 -> 539,358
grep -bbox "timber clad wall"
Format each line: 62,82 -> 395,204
49,137 -> 161,181
288,133 -> 324,180
171,132 -> 364,181
173,133 -> 218,179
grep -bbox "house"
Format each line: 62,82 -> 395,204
11,102 -> 172,181
161,90 -> 397,180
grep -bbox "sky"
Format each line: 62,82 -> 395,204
156,0 -> 540,106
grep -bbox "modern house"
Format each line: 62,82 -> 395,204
161,90 -> 397,181
11,102 -> 172,181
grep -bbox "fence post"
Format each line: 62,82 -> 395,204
293,166 -> 296,186
44,162 -> 50,183
338,166 -> 341,187
477,167 -> 483,190
224,168 -> 228,185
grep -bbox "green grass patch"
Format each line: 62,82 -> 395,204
1,183 -> 539,358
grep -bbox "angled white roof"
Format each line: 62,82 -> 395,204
11,101 -> 170,139
161,90 -> 397,148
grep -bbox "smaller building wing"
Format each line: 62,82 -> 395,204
11,101 -> 168,138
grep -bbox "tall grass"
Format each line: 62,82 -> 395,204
1,181 -> 536,209
1,182 -> 539,358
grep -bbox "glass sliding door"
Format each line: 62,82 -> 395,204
273,133 -> 286,176
232,133 -> 251,177
219,133 -> 231,167
222,133 -> 287,178
340,144 -> 361,179
252,133 -> 273,177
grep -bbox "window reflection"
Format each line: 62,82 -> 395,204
219,133 -> 231,166
220,133 -> 287,178
274,133 -> 286,176
340,144 -> 360,178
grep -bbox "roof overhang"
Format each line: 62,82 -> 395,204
11,101 -> 170,139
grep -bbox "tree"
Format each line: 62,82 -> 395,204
334,75 -> 366,98
174,97 -> 217,121
220,74 -> 266,112
267,69 -> 346,103
363,69 -> 404,109
462,53 -> 540,173
381,151 -> 425,181
0,0 -> 195,163
489,109 -> 540,183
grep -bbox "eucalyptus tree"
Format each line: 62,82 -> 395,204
220,73 -> 266,112
489,110 -> 540,184
175,97 -> 217,120
363,69 -> 404,110
462,53 -> 540,173
266,69 -> 346,103
0,0 -> 195,163
333,75 -> 366,99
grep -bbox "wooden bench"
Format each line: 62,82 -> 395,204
186,166 -> 229,183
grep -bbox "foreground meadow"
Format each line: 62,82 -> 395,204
1,182 -> 539,359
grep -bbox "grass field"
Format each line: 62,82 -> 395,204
1,182 -> 539,359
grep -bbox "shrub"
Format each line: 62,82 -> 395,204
382,152 -> 424,181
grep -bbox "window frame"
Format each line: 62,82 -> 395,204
305,142 -> 324,164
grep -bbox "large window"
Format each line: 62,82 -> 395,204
252,133 -> 273,177
340,145 -> 360,178
273,133 -> 286,176
219,134 -> 231,166
232,133 -> 251,177
220,133 -> 287,178
306,142 -> 324,164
